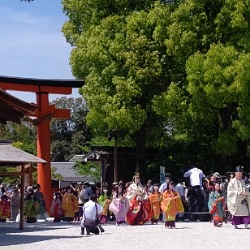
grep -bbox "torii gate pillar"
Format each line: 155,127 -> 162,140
36,92 -> 52,205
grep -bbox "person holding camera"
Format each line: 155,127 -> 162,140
81,194 -> 103,235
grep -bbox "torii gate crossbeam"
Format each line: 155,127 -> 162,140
0,76 -> 84,207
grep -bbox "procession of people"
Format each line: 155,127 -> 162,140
0,164 -> 250,235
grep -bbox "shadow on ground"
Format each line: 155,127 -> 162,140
0,234 -> 83,246
0,222 -> 82,246
0,223 -> 82,246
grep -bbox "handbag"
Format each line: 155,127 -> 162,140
98,214 -> 107,224
83,204 -> 100,228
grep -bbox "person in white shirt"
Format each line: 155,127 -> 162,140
183,166 -> 206,188
81,194 -> 103,235
184,165 -> 206,221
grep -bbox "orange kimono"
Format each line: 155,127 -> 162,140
161,190 -> 184,222
148,192 -> 161,223
62,193 -> 79,221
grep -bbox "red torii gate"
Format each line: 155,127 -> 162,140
0,76 -> 84,207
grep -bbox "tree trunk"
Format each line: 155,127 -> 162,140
134,125 -> 147,183
114,136 -> 118,182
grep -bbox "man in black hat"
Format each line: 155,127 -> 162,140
227,166 -> 250,229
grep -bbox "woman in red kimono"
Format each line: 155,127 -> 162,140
126,175 -> 152,225
50,192 -> 62,222
0,194 -> 11,222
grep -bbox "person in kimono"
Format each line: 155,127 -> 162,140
109,184 -> 129,225
0,194 -> 11,222
148,183 -> 161,224
50,192 -> 62,222
62,186 -> 79,223
35,184 -> 48,221
24,192 -> 40,223
98,185 -> 111,225
227,165 -> 250,229
10,187 -> 21,222
208,182 -> 225,227
161,181 -> 184,229
126,175 -> 152,225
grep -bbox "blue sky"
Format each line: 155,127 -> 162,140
0,0 -> 81,102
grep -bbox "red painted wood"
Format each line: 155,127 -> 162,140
0,82 -> 73,94
36,93 -> 53,209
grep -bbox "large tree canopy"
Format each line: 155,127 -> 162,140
62,0 -> 250,176
153,0 -> 250,169
62,0 -> 179,176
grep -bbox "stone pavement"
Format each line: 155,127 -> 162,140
0,220 -> 249,250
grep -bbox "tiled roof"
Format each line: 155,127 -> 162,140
51,162 -> 81,178
0,143 -> 46,165
51,162 -> 94,183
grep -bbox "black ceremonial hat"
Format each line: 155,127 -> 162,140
235,165 -> 244,172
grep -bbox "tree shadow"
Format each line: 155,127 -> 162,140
0,223 -> 82,246
0,234 -> 83,246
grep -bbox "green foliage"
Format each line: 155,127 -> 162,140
211,131 -> 238,155
153,0 -> 250,166
62,0 -> 250,174
0,167 -> 20,186
186,43 -> 250,155
62,1 -> 179,176
12,141 -> 36,155
0,122 -> 36,155
74,161 -> 101,182
50,97 -> 92,161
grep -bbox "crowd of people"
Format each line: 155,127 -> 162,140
0,164 -> 250,235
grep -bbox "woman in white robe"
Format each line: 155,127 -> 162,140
227,166 -> 250,229
126,175 -> 152,225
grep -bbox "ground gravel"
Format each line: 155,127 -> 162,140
0,220 -> 249,250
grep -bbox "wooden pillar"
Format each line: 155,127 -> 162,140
20,164 -> 25,230
36,92 -> 52,209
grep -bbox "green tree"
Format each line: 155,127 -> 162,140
153,0 -> 250,170
0,122 -> 36,154
62,1 -> 180,178
73,161 -> 101,182
50,97 -> 92,161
